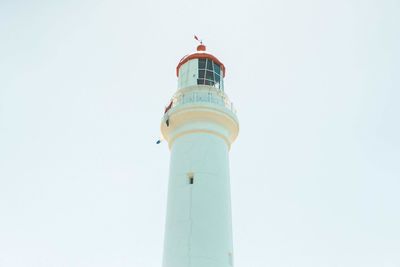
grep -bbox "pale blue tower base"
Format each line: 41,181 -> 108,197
163,133 -> 233,267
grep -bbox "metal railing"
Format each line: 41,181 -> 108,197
170,90 -> 236,114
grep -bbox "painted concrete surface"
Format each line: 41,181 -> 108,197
163,132 -> 234,267
178,59 -> 199,89
162,51 -> 238,267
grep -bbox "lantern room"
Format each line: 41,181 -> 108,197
176,44 -> 226,91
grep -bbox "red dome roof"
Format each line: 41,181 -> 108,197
176,45 -> 226,77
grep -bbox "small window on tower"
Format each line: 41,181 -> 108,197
187,173 -> 194,185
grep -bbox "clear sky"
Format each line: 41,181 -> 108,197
0,0 -> 399,266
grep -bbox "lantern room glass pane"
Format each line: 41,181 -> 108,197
206,70 -> 214,80
204,80 -> 213,86
199,70 -> 205,79
195,58 -> 224,90
213,63 -> 220,76
206,59 -> 213,71
199,58 -> 206,69
215,73 -> 220,83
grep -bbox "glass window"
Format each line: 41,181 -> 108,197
206,70 -> 214,80
213,63 -> 220,76
196,58 -> 223,90
204,80 -> 214,86
199,58 -> 206,69
199,70 -> 205,79
206,59 -> 213,71
215,73 -> 220,83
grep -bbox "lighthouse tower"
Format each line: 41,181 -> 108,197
161,43 -> 239,267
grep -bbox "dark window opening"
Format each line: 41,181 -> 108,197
197,58 -> 223,90
215,73 -> 220,83
199,69 -> 205,79
198,58 -> 206,69
206,70 -> 214,80
187,173 -> 194,185
206,59 -> 213,71
214,63 -> 221,75
205,80 -> 214,86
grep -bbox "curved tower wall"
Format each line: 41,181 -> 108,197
161,45 -> 238,267
163,132 -> 233,267
178,60 -> 199,89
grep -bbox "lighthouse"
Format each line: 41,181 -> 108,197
161,42 -> 239,267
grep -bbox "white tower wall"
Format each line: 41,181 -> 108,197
178,60 -> 199,89
161,45 -> 238,267
163,132 -> 233,267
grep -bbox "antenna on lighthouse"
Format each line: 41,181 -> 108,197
194,35 -> 203,45
194,35 -> 206,51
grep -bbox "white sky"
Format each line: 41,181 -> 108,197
0,0 -> 399,266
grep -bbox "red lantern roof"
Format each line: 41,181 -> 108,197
176,45 -> 226,77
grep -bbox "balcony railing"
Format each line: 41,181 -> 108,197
168,90 -> 236,114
